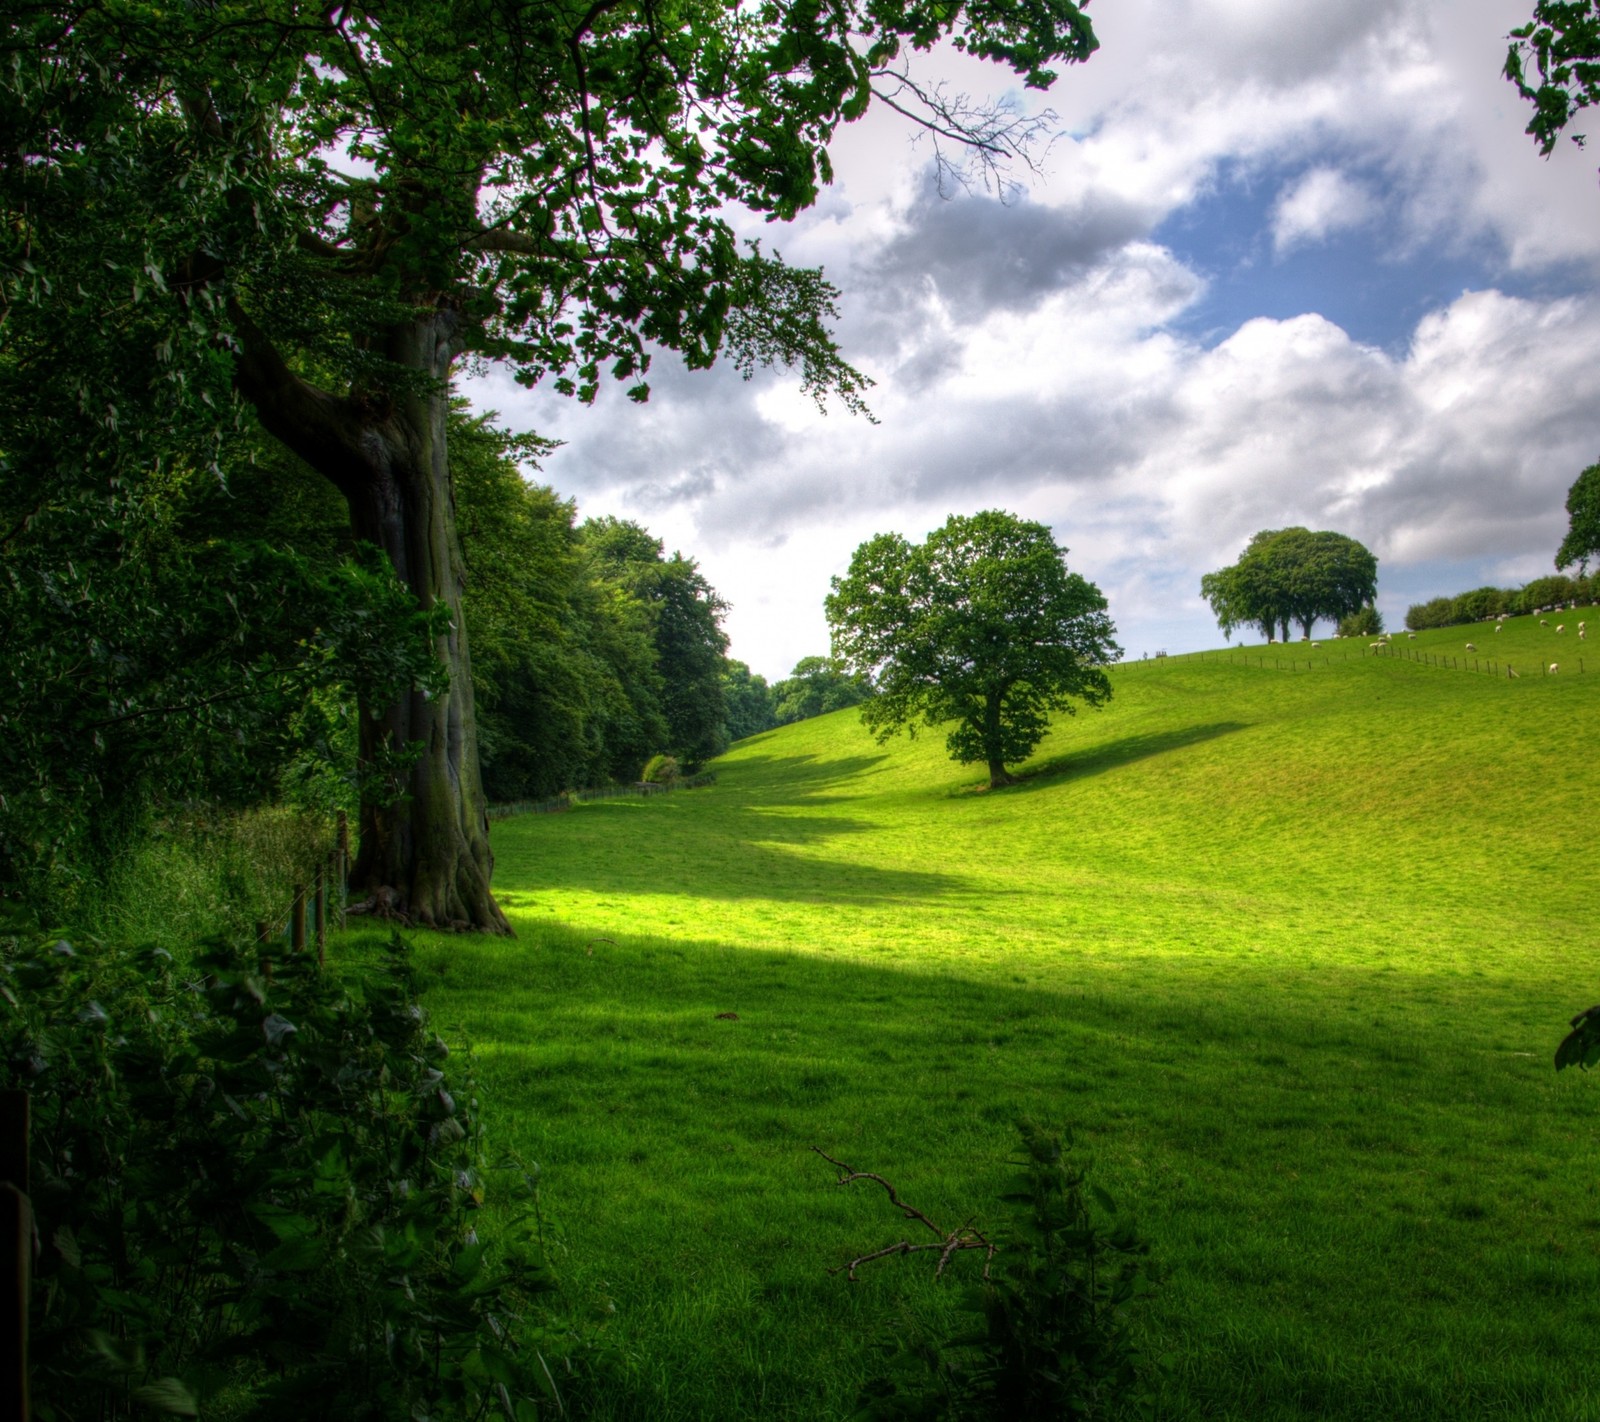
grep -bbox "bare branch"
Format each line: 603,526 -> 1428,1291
870,69 -> 1060,201
812,1147 -> 996,1282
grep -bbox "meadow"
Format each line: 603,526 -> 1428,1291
382,610 -> 1600,1420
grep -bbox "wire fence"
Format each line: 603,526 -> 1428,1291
487,771 -> 717,822
1119,642 -> 1585,678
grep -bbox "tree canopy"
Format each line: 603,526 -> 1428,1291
1201,528 -> 1378,642
772,656 -> 876,725
3,0 -> 1101,928
826,511 -> 1118,789
1556,462 -> 1600,575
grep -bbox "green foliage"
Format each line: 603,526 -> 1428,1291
0,525 -> 444,921
1507,3 -> 1600,164
827,511 -> 1118,786
1202,528 -> 1378,642
1,932 -> 578,1421
641,754 -> 682,785
451,410 -> 673,799
1404,596 -> 1461,631
1556,462 -> 1600,574
1336,605 -> 1384,637
772,655 -> 877,725
722,661 -> 780,741
1451,586 -> 1513,623
848,1123 -> 1160,1422
582,518 -> 731,769
1405,574 -> 1591,629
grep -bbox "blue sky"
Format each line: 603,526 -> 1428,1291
472,0 -> 1600,679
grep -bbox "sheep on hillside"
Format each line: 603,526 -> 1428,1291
1557,624 -> 1566,633
1541,618 -> 1549,625
1550,662 -> 1560,675
1495,625 -> 1502,632
1465,643 -> 1477,652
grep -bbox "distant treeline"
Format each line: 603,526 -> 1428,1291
1405,574 -> 1597,631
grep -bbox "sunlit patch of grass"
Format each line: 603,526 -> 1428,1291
375,616 -> 1600,1419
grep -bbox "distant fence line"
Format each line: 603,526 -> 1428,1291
488,771 -> 717,823
1119,644 -> 1584,678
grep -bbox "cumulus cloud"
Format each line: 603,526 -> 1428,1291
468,0 -> 1600,677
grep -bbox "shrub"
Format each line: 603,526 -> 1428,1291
1404,596 -> 1459,631
1451,586 -> 1510,623
1337,606 -> 1384,637
1517,574 -> 1582,614
829,1122 -> 1161,1421
1,932 -> 580,1421
640,753 -> 681,785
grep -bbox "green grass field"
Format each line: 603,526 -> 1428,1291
384,610 -> 1600,1419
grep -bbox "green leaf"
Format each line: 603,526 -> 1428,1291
131,1378 -> 199,1416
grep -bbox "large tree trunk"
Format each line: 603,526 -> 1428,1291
232,301 -> 511,934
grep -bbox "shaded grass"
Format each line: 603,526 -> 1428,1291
382,607 -> 1600,1419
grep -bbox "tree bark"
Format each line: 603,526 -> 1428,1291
983,690 -> 1015,789
232,301 -> 511,934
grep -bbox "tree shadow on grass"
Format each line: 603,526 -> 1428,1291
713,750 -> 894,807
493,749 -> 967,907
1003,720 -> 1251,793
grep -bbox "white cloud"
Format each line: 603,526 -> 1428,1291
467,0 -> 1600,677
1271,168 -> 1380,252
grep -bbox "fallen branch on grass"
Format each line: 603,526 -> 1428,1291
811,1146 -> 996,1281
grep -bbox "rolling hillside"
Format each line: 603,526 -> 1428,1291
409,609 -> 1600,1420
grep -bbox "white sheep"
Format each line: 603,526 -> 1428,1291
1550,662 -> 1560,675
1407,633 -> 1416,639
1465,643 -> 1476,652
1580,621 -> 1588,631
1557,624 -> 1566,633
1541,618 -> 1549,625
1494,624 -> 1502,632
1581,629 -> 1588,640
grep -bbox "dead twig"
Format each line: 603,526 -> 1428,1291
812,1147 -> 996,1282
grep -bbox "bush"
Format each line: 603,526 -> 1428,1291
1451,586 -> 1509,623
1337,606 -> 1384,637
835,1123 -> 1161,1421
2,932 -> 580,1421
640,753 -> 681,785
1517,574 -> 1582,614
1404,596 -> 1459,631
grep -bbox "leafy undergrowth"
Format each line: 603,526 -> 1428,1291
2,933 -> 582,1421
398,610 -> 1599,1420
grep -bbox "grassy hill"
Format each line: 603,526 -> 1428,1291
402,610 -> 1600,1420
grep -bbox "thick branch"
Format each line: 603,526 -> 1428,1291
226,296 -> 375,497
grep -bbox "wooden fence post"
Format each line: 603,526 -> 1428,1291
335,811 -> 350,930
2,1089 -> 31,1422
314,865 -> 327,967
291,886 -> 307,954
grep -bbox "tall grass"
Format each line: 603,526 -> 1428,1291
96,804 -> 337,945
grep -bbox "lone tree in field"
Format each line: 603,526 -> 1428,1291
1556,463 -> 1600,575
1202,528 -> 1377,642
5,0 -> 1100,930
826,511 -> 1118,789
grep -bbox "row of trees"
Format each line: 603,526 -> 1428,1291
1201,528 -> 1379,643
1405,573 -> 1597,631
